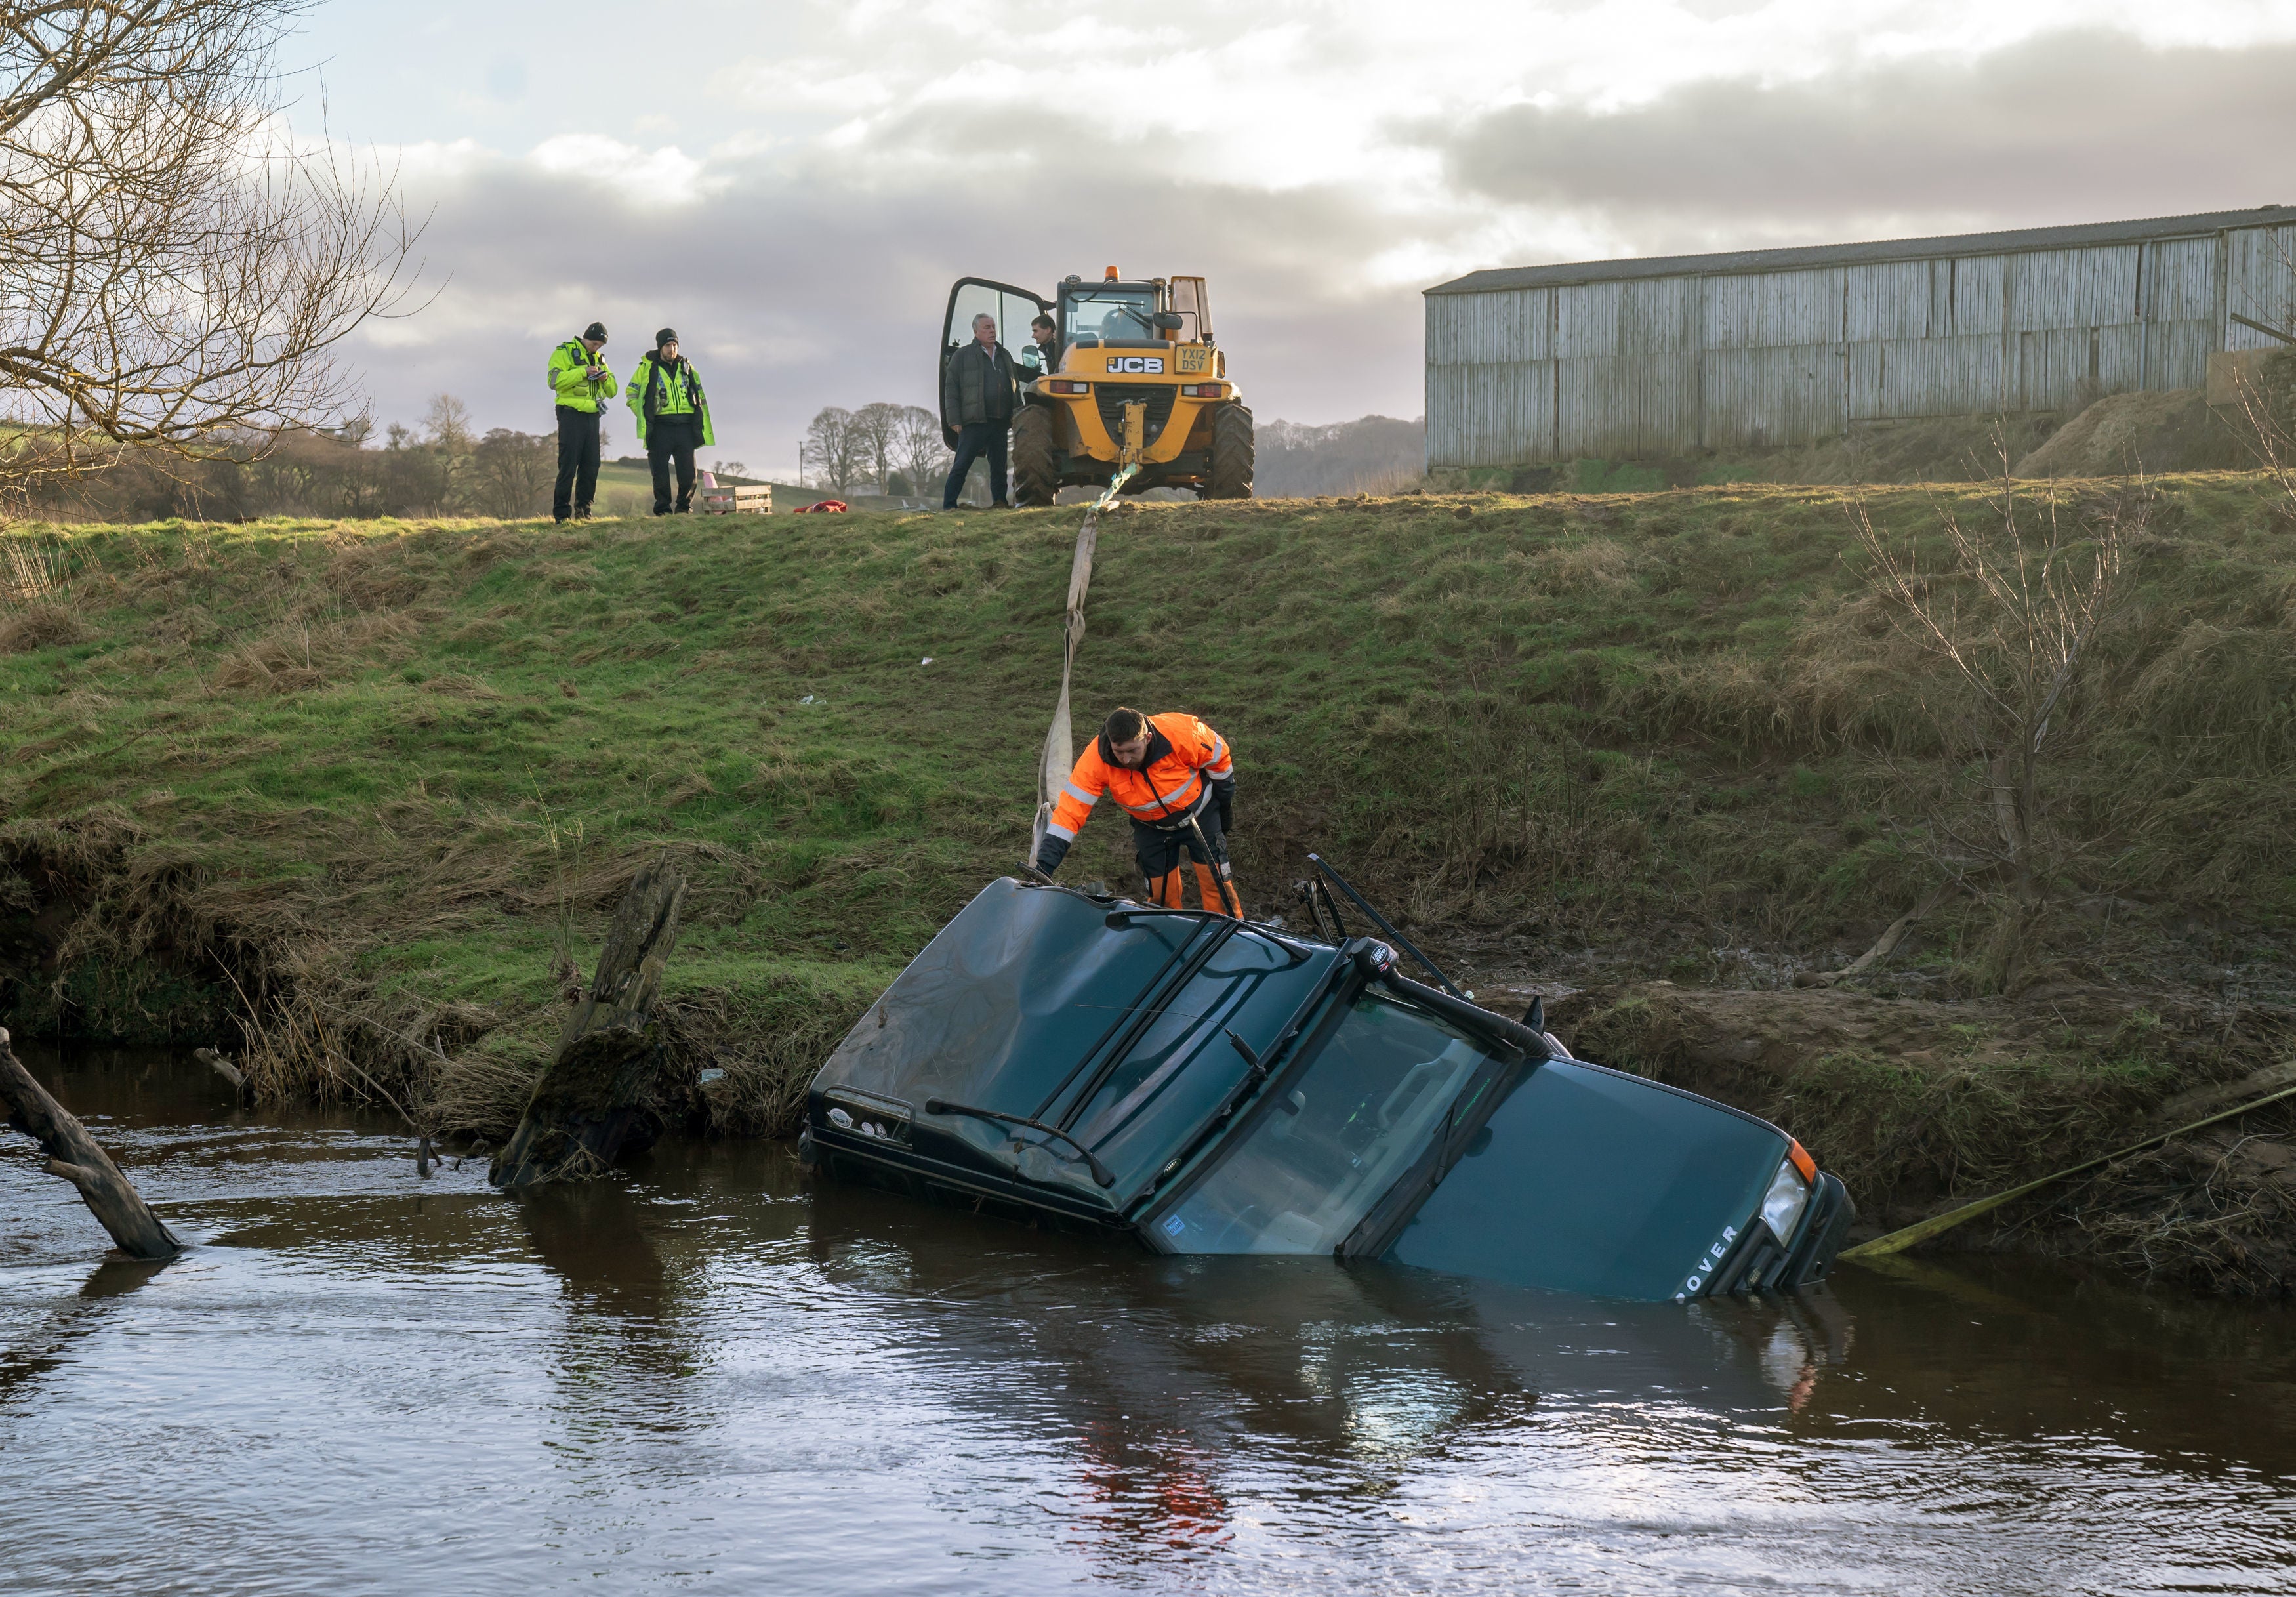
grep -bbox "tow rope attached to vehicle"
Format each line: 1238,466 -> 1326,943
1029,467 -> 1138,867
1841,1076 -> 2296,1260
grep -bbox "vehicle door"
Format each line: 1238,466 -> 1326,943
939,278 -> 1050,430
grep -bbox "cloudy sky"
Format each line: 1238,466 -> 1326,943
287,0 -> 2296,478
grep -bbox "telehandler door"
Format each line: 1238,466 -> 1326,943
939,278 -> 1050,432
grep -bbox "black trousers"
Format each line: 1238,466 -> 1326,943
647,417 -> 702,514
1132,806 -> 1233,898
553,405 -> 601,520
943,419 -> 1009,507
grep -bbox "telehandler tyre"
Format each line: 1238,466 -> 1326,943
1205,403 -> 1254,499
1012,405 -> 1058,507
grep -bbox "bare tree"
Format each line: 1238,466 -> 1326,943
470,428 -> 552,520
802,405 -> 867,493
1846,470 -> 2141,991
0,1 -> 421,496
420,393 -> 473,453
893,404 -> 950,501
850,401 -> 902,493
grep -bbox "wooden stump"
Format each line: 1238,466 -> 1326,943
490,851 -> 687,1190
0,1026 -> 182,1260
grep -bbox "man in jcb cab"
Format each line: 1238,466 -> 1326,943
1033,707 -> 1242,917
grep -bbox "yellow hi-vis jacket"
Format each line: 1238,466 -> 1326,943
625,354 -> 715,447
1047,713 -> 1234,851
547,341 -> 618,413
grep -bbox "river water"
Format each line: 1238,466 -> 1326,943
5,1045 -> 2294,1596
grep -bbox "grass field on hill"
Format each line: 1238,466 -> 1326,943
5,477 -> 2295,1165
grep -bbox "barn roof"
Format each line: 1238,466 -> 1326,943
1425,205 -> 2296,297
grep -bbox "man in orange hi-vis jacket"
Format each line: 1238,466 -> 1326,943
1032,707 -> 1242,916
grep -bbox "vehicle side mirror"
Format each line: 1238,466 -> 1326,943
1153,311 -> 1184,332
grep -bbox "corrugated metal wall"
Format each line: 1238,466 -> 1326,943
1426,221 -> 2296,469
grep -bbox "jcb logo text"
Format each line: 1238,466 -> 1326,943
1111,356 -> 1165,374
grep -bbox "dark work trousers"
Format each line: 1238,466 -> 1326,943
553,405 -> 602,521
1132,805 -> 1238,915
646,417 -> 703,514
942,419 -> 1010,507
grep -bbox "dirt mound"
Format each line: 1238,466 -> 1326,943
1756,411 -> 2067,485
2011,388 -> 2253,479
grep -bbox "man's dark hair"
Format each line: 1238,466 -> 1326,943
1032,313 -> 1055,331
1100,707 -> 1149,748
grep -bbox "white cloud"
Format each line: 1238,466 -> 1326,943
528,135 -> 710,206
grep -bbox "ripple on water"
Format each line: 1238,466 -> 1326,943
4,1045 -> 2295,1596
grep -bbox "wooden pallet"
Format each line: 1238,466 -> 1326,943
699,483 -> 773,514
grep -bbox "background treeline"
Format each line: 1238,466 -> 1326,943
10,395 -> 754,524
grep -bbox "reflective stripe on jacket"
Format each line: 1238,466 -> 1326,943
548,341 -> 618,413
1046,712 -> 1235,845
625,354 -> 715,446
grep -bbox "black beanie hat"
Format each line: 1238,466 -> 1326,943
655,327 -> 678,346
582,321 -> 607,342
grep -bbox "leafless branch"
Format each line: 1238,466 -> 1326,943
0,1 -> 423,496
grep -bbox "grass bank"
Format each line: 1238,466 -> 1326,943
5,478 -> 2295,1281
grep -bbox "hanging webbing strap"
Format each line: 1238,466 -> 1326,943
1029,467 -> 1138,867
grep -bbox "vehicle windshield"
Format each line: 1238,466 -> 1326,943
1064,288 -> 1158,342
1153,992 -> 1491,1255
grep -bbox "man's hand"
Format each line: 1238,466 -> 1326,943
943,426 -> 959,450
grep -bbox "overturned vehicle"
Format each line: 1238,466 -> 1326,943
802,870 -> 1853,1302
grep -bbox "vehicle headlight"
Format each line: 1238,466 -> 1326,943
1759,1150 -> 1812,1243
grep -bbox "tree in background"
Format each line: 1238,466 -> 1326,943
802,405 -> 869,492
470,430 -> 554,520
850,402 -> 903,493
0,1 -> 419,500
893,405 -> 951,500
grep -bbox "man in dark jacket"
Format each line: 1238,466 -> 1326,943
941,312 -> 1017,508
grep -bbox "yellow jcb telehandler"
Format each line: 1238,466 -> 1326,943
939,269 -> 1253,505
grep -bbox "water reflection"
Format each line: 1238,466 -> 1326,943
3,1044 -> 2294,1596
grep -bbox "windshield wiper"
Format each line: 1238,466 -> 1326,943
923,1099 -> 1116,1188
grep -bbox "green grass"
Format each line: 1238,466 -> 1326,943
4,473 -> 2294,1135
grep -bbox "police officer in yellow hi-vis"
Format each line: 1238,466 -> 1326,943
626,328 -> 715,515
548,321 -> 617,523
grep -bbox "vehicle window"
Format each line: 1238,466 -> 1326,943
1155,993 -> 1490,1256
1064,289 -> 1158,342
946,283 -> 1044,353
1069,932 -> 1292,1144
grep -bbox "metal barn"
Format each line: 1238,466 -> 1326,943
1423,205 -> 2296,476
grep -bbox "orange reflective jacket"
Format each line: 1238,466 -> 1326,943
1047,712 -> 1234,846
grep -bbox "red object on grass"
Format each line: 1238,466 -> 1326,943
794,499 -> 849,514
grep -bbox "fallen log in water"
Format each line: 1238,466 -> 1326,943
0,1026 -> 182,1259
490,852 -> 687,1190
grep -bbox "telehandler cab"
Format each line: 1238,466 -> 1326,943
939,270 -> 1254,505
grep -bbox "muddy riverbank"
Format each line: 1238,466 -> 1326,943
6,1042 -> 2295,1595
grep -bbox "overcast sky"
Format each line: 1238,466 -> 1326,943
287,0 -> 2296,478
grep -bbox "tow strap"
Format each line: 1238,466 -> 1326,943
1029,466 -> 1139,867
1842,1074 -> 2296,1261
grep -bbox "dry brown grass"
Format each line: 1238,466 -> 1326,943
209,608 -> 423,693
